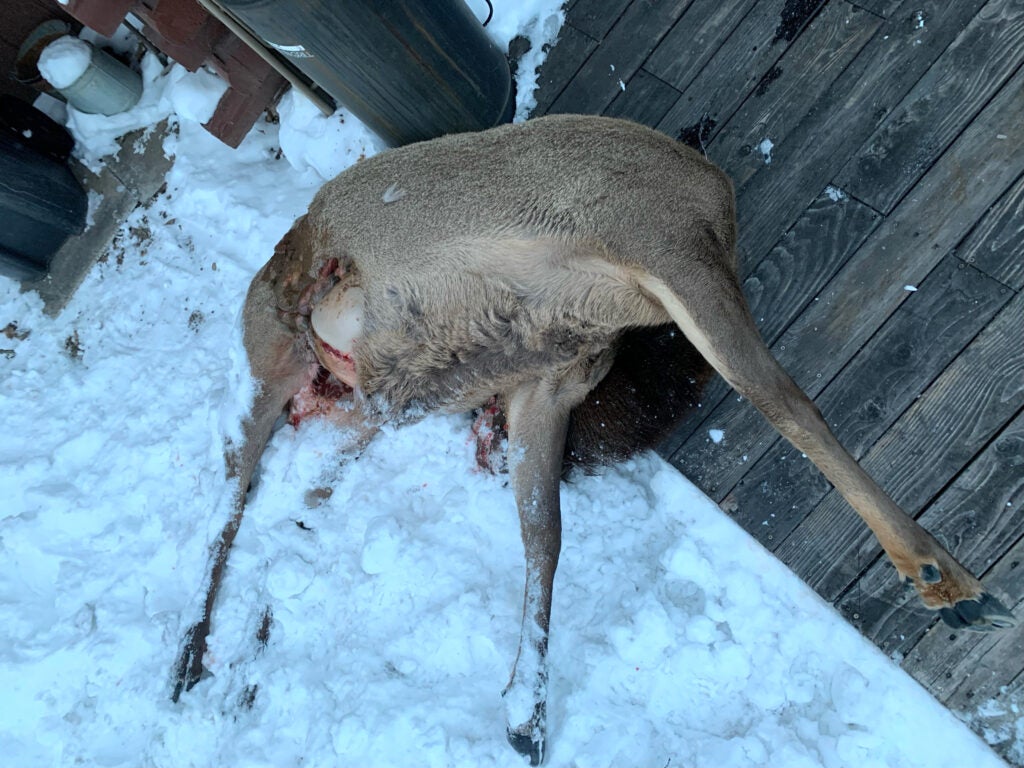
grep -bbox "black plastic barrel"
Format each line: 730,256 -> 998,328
0,99 -> 86,281
218,0 -> 514,146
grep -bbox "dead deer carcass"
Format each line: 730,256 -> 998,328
172,114 -> 1015,765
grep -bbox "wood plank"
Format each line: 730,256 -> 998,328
644,0 -> 759,93
835,0 -> 1024,213
956,172 -> 1024,291
901,536 -> 1024,733
532,23 -> 600,116
602,68 -> 682,128
904,548 -> 1024,698
722,256 -> 1012,548
565,0 -> 634,41
669,60 -> 1024,500
735,0 -> 988,266
835,408 -> 1024,658
848,0 -> 904,16
710,1 -> 882,187
660,191 -> 880,459
547,0 -> 694,115
654,0 -> 828,147
773,290 -> 1024,602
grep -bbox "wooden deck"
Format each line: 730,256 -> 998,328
532,0 -> 1024,761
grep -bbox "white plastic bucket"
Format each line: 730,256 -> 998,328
56,44 -> 142,116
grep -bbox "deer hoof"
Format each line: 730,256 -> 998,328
505,701 -> 546,766
938,592 -> 1017,631
503,724 -> 544,765
171,620 -> 211,702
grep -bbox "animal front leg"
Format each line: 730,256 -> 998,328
501,382 -> 569,766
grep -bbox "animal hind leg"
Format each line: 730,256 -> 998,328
638,248 -> 1015,630
171,277 -> 309,701
501,376 -> 580,765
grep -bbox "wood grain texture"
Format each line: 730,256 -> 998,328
566,0 -> 634,41
735,0 -> 989,266
669,61 -> 1024,501
955,172 -> 1024,291
835,0 -> 1024,213
905,553 -> 1024,698
724,257 -> 1012,549
548,0 -> 695,116
644,0 -> 759,92
654,0 -> 828,146
602,68 -> 682,129
901,533 -> 1024,761
848,0 -> 903,16
837,408 -> 1024,657
661,191 -> 880,460
710,1 -> 881,187
774,290 -> 1024,601
531,23 -> 600,116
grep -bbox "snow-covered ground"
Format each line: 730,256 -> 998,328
0,4 -> 1012,767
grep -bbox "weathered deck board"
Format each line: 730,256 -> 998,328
774,289 -> 1024,600
603,68 -> 681,128
564,0 -> 633,41
723,255 -> 1013,548
709,1 -> 881,187
654,0 -> 827,147
955,172 -> 1024,291
839,408 -> 1024,657
643,0 -> 759,93
531,23 -> 599,116
532,0 -> 1024,759
849,0 -> 903,16
548,0 -> 694,115
835,0 -> 1024,213
668,60 -> 1024,502
735,0 -> 988,263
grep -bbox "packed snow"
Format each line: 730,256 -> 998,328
824,184 -> 847,202
0,5 -> 1011,767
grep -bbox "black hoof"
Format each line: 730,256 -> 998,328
506,724 -> 544,766
171,620 -> 211,702
938,592 -> 1017,631
505,698 -> 546,766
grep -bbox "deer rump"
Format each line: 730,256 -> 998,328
174,115 -> 1014,766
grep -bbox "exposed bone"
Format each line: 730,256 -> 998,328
310,284 -> 364,387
